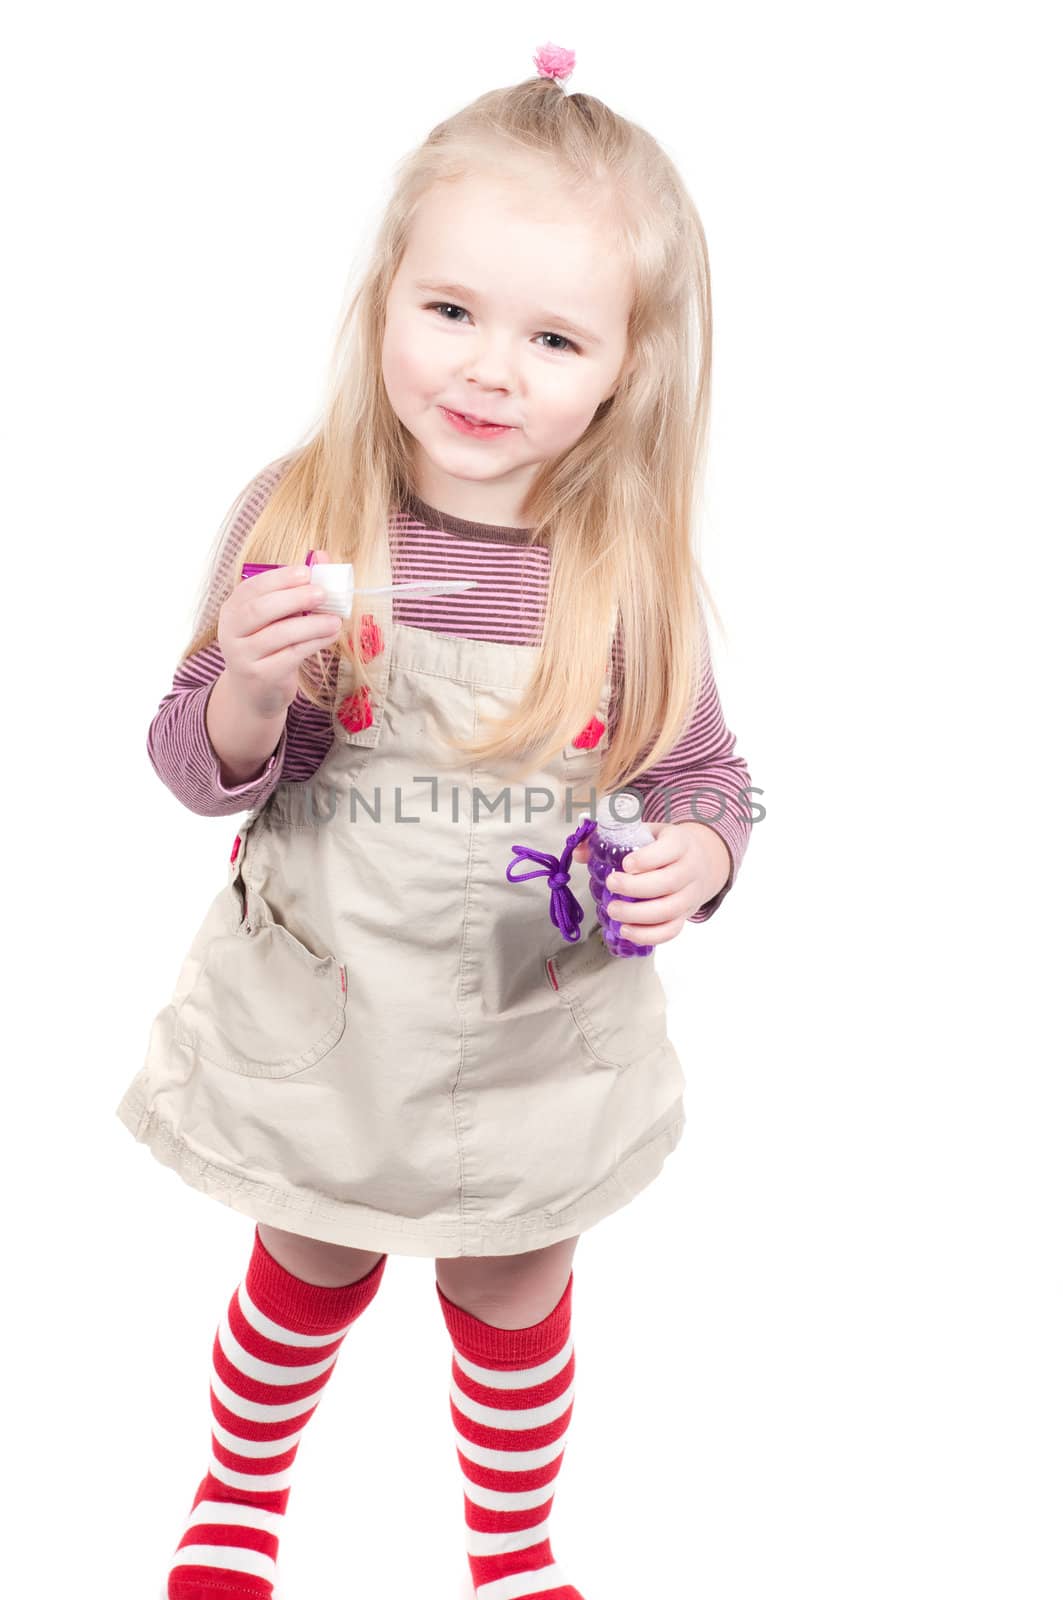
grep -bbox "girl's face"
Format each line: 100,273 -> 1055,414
382,172 -> 633,527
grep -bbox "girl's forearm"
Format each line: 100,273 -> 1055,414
205,669 -> 288,787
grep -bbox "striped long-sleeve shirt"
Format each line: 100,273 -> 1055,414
147,459 -> 753,922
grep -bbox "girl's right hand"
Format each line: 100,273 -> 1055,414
216,551 -> 344,720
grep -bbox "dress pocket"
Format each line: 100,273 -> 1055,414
174,911 -> 348,1080
545,925 -> 669,1073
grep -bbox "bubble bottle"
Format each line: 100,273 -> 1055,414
505,791 -> 654,959
581,791 -> 656,958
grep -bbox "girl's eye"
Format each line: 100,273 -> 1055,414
424,303 -> 578,355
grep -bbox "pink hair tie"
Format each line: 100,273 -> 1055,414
533,43 -> 576,88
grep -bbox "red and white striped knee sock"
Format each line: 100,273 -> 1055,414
167,1224 -> 386,1599
436,1270 -> 583,1600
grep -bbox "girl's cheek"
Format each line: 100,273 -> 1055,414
381,318 -> 424,397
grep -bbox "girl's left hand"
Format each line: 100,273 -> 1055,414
571,822 -> 732,945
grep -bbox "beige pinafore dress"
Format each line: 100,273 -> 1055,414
115,575 -> 687,1258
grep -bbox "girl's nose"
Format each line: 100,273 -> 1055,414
460,338 -> 517,392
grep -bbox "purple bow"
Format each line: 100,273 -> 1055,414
505,817 -> 599,942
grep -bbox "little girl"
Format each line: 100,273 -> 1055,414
117,43 -> 754,1600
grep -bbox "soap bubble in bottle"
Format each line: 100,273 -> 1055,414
580,792 -> 655,958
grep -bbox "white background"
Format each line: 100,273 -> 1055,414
3,3 -> 1059,1596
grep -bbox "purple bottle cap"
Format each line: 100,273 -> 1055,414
583,792 -> 653,847
241,552 -> 314,580
239,553 -> 318,617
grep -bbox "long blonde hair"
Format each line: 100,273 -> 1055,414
180,73 -> 720,792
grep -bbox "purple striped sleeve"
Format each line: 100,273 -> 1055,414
145,641 -> 287,815
609,610 -> 752,924
146,640 -> 342,816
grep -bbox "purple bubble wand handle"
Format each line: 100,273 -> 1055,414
505,816 -> 599,942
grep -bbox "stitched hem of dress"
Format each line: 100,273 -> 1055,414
115,1085 -> 685,1259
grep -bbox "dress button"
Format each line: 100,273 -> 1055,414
230,832 -> 241,864
338,684 -> 373,732
358,613 -> 383,661
572,716 -> 605,750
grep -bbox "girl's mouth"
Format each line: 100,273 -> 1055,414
439,407 -> 514,438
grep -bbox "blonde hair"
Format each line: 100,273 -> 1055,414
180,72 -> 721,792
